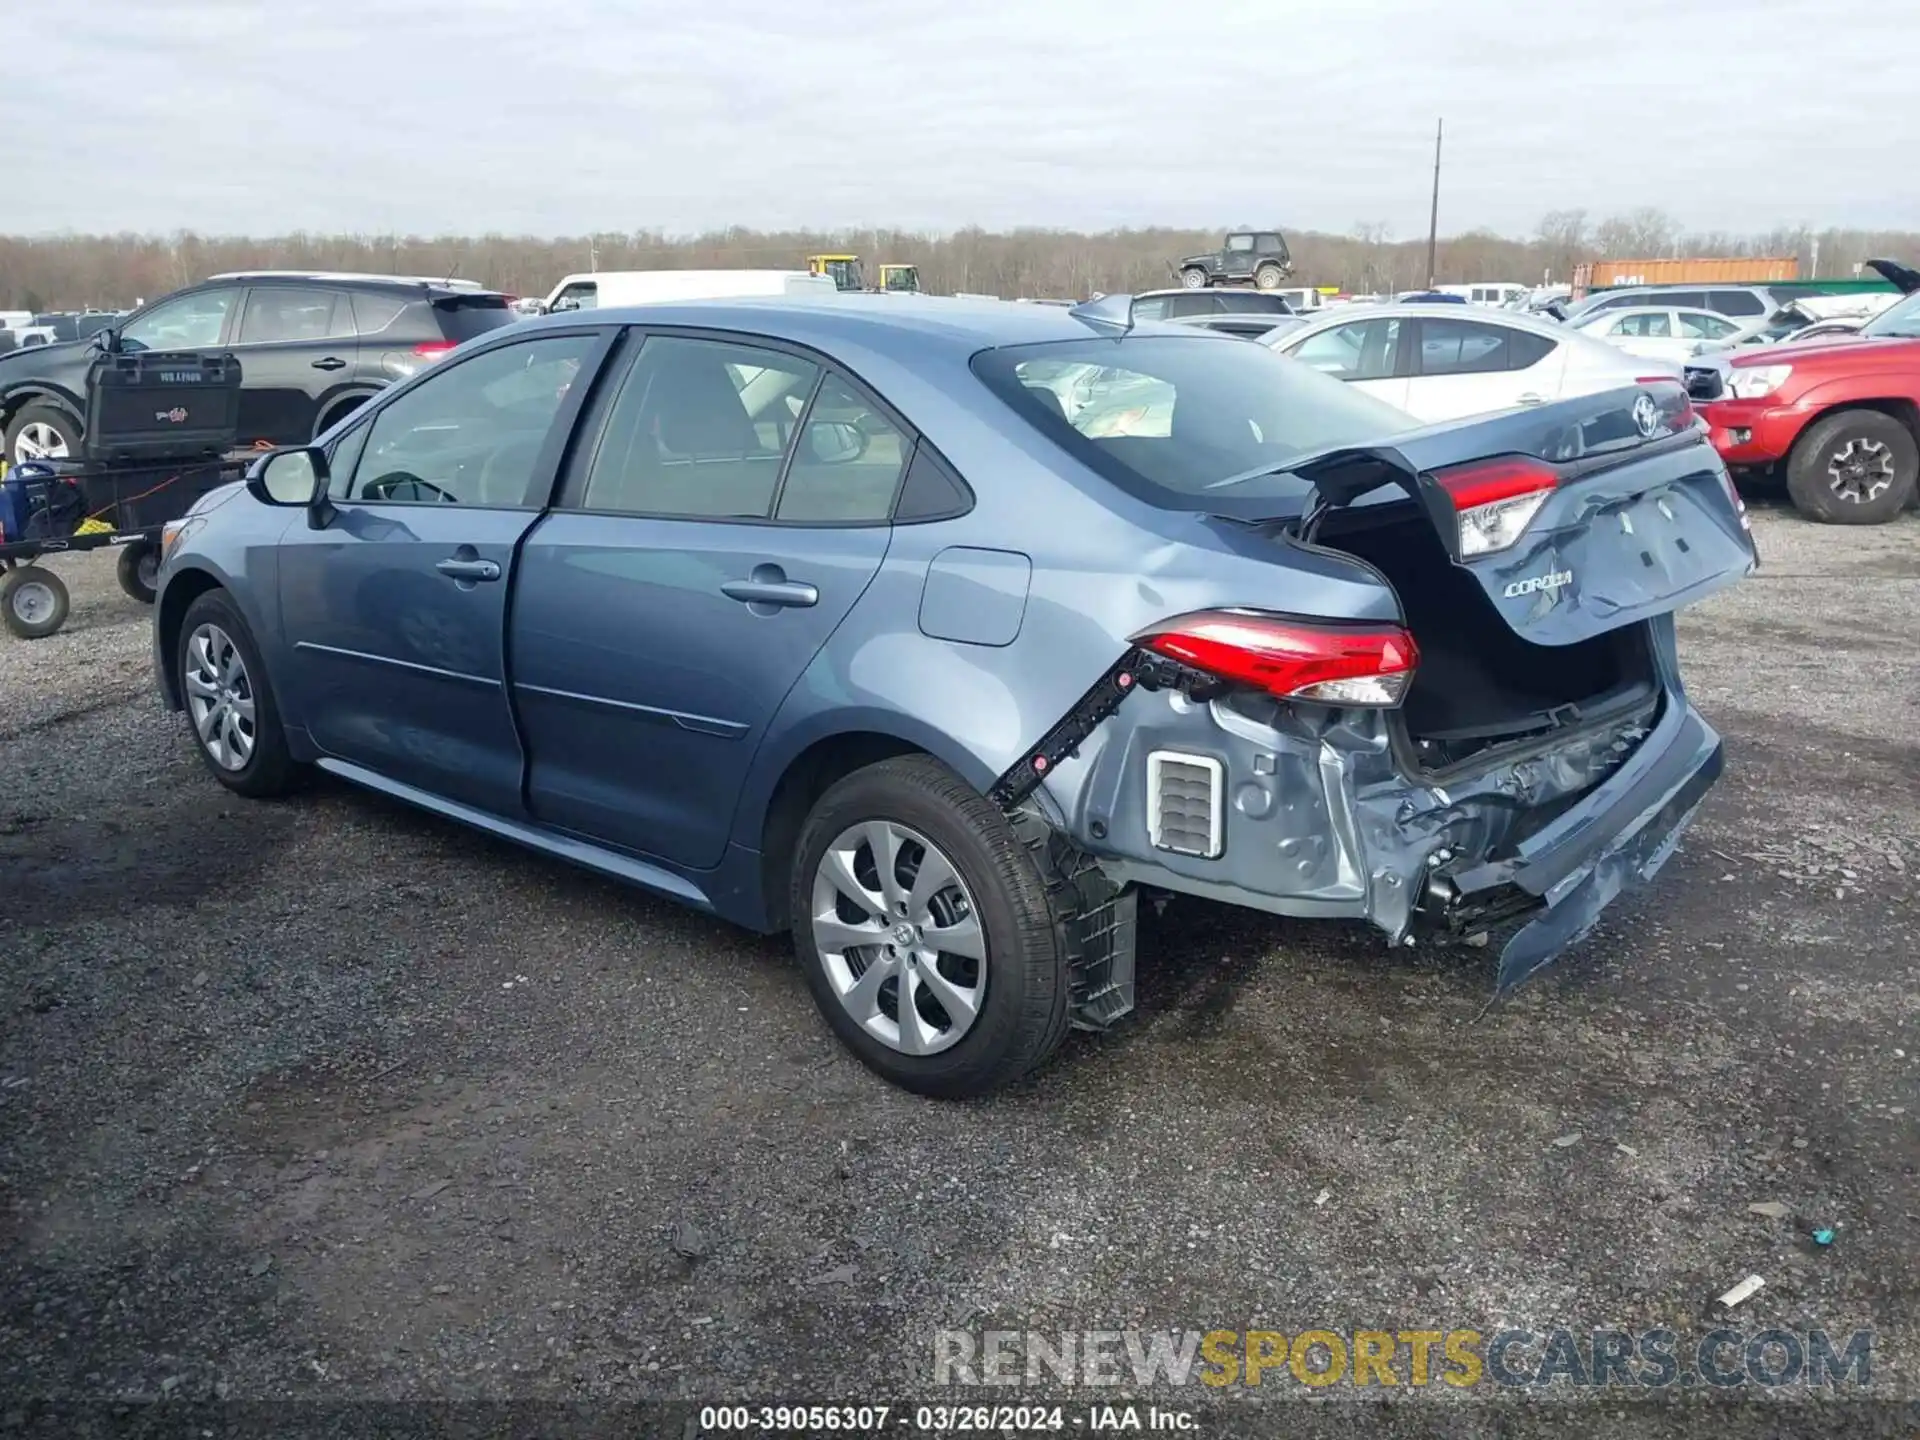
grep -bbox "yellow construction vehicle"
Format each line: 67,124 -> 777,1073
807,254 -> 866,291
808,255 -> 923,294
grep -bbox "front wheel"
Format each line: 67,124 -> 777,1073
1785,409 -> 1918,524
5,403 -> 83,466
176,589 -> 302,797
790,756 -> 1070,1098
1179,267 -> 1209,290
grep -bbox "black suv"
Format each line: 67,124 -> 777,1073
1130,290 -> 1295,322
0,273 -> 515,465
1173,231 -> 1293,291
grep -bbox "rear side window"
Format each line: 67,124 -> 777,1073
1663,291 -> 1707,309
579,336 -> 820,519
350,292 -> 408,335
238,288 -> 349,344
434,296 -> 516,342
971,334 -> 1411,510
1166,294 -> 1217,319
1416,318 -> 1513,375
1506,330 -> 1557,367
1710,289 -> 1766,317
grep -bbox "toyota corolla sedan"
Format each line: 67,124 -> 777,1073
153,296 -> 1755,1097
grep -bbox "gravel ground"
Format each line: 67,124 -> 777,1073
1,500 -> 1917,1437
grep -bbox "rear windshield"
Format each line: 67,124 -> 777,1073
1862,292 -> 1920,339
433,295 -> 516,341
969,334 -> 1412,508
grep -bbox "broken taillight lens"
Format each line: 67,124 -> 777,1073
1135,611 -> 1418,707
1434,456 -> 1558,558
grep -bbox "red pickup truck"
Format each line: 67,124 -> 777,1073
1690,259 -> 1920,524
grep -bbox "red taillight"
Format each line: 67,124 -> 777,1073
1433,456 -> 1557,557
1136,611 -> 1418,707
413,341 -> 457,362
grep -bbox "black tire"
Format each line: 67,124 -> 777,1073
789,755 -> 1070,1098
175,588 -> 302,798
1179,267 -> 1209,290
0,566 -> 71,639
1254,263 -> 1284,291
1784,409 -> 1918,525
116,542 -> 159,605
4,402 -> 83,466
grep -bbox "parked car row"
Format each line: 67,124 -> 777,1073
0,273 -> 517,464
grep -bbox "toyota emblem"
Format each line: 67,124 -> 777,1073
1631,393 -> 1659,438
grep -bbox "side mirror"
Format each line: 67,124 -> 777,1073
550,297 -> 580,313
803,419 -> 868,465
246,446 -> 335,528
91,327 -> 121,354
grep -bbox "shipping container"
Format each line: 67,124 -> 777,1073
1572,256 -> 1800,293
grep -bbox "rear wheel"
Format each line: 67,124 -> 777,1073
790,755 -> 1070,1098
176,589 -> 301,797
1785,409 -> 1918,525
116,542 -> 159,604
1254,263 -> 1284,291
0,565 -> 70,639
1179,267 -> 1209,290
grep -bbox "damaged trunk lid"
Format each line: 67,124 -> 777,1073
1235,383 -> 1759,647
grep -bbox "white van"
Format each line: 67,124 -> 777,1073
540,269 -> 838,314
1437,282 -> 1528,307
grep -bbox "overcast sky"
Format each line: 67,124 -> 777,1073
7,0 -> 1912,240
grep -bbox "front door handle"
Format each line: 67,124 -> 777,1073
722,570 -> 818,608
1516,391 -> 1549,405
311,356 -> 348,371
436,557 -> 501,582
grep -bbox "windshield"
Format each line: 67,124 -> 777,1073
1861,292 -> 1920,339
970,334 -> 1413,509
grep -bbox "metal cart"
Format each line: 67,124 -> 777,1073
0,457 -> 244,639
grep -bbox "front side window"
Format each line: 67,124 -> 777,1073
1290,319 -> 1402,381
121,288 -> 239,351
345,334 -> 595,505
1226,234 -> 1255,252
1131,297 -> 1170,321
237,288 -> 348,344
972,334 -> 1411,510
1613,312 -> 1672,338
553,282 -> 598,312
579,336 -> 819,519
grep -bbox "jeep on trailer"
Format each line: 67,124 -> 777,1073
1174,231 -> 1294,291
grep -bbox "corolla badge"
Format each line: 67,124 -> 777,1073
1632,393 -> 1660,437
1504,569 -> 1573,598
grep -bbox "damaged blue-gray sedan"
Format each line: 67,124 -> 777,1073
151,294 -> 1756,1096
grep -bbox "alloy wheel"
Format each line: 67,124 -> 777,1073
811,820 -> 986,1056
184,623 -> 257,770
1826,436 -> 1895,505
14,422 -> 70,462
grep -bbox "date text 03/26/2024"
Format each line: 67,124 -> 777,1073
697,1405 -> 1191,1432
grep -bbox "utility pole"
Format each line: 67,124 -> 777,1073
1809,235 -> 1819,279
1425,118 -> 1443,289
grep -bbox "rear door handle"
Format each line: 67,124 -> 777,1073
436,557 -> 501,582
311,356 -> 347,371
722,576 -> 818,608
1516,392 -> 1549,405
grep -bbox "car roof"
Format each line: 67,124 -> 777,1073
204,270 -> 494,293
1582,304 -> 1726,317
1281,302 -> 1572,335
516,293 -> 1208,357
